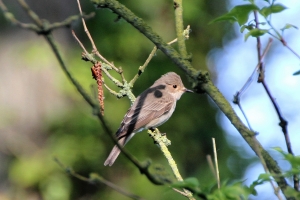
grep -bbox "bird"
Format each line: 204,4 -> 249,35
104,72 -> 193,166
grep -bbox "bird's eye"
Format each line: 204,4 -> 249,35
173,85 -> 177,88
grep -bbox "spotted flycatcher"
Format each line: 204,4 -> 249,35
104,72 -> 193,166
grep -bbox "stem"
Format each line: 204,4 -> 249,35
173,0 -> 188,58
148,129 -> 195,200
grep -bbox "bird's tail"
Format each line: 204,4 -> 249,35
104,137 -> 126,166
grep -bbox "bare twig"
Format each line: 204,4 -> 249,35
233,38 -> 273,131
148,129 -> 195,200
251,11 -> 286,198
76,0 -> 119,72
206,155 -> 218,183
54,158 -> 145,200
212,138 -> 220,189
257,12 -> 299,191
129,26 -> 189,87
17,0 -> 43,27
173,0 -> 188,58
265,19 -> 300,60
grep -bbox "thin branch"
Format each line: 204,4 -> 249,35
129,46 -> 157,87
148,129 -> 195,200
48,12 -> 95,30
234,38 -> 273,100
76,0 -> 119,72
72,30 -> 124,88
129,26 -> 189,87
233,38 -> 273,132
283,42 -> 300,60
255,11 -> 298,191
54,158 -> 145,200
17,0 -> 43,27
173,0 -> 188,58
266,19 -> 300,60
251,11 -> 290,198
129,36 -> 181,87
95,0 -> 196,79
206,155 -> 218,183
212,138 -> 220,189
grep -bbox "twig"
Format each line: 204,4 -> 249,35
252,137 -> 283,200
265,19 -> 300,60
72,30 -> 124,88
257,12 -> 299,191
54,157 -> 145,200
212,138 -> 221,189
212,138 -> 220,189
48,12 -> 95,30
17,0 -> 43,27
173,0 -> 188,58
76,0 -> 119,72
206,155 -> 218,183
252,11 -> 286,198
129,27 -> 188,87
234,38 -> 273,99
148,129 -> 195,200
95,0 -> 196,78
233,38 -> 273,131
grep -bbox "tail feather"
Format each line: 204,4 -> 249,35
104,145 -> 121,166
104,137 -> 126,166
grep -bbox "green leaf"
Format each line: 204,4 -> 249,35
249,173 -> 272,196
281,23 -> 298,31
210,4 -> 258,26
240,24 -> 255,33
273,147 -> 300,171
271,4 -> 288,13
207,181 -> 252,200
171,177 -> 200,192
240,25 -> 247,33
293,70 -> 300,75
260,4 -> 287,17
244,28 -> 268,40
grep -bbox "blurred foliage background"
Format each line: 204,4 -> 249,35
0,0 -> 256,199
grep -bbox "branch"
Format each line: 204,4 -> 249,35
129,28 -> 188,87
0,0 -> 94,34
255,11 -> 298,192
148,129 -> 195,200
93,0 -> 197,81
173,0 -> 188,58
54,158 -> 145,200
233,38 -> 273,131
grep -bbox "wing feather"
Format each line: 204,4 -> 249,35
116,86 -> 174,139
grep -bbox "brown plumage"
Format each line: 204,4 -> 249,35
104,72 -> 193,166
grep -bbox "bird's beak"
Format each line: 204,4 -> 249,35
184,88 -> 194,93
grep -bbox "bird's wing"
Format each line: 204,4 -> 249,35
116,92 -> 174,139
